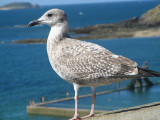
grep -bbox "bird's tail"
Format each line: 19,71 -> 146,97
138,67 -> 160,77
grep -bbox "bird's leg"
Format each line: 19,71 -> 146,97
69,84 -> 81,120
82,87 -> 96,119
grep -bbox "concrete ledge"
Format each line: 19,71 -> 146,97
27,106 -> 105,117
86,101 -> 160,120
27,101 -> 160,119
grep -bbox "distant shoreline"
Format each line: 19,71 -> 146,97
13,20 -> 160,44
134,27 -> 160,38
12,4 -> 160,44
0,2 -> 40,11
70,4 -> 160,40
12,29 -> 160,44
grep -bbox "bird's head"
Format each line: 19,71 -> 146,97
28,9 -> 68,27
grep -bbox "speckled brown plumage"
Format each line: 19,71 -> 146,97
47,38 -> 138,87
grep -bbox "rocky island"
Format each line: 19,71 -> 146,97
0,2 -> 40,10
71,4 -> 160,40
13,4 -> 160,44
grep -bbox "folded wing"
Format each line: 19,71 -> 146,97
55,39 -> 138,80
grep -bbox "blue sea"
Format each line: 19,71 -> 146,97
0,1 -> 160,120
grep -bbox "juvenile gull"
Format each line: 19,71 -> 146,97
28,9 -> 160,120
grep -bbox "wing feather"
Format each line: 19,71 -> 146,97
55,39 -> 138,80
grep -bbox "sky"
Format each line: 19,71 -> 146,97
0,0 -> 153,6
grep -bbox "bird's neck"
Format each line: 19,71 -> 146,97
47,21 -> 69,55
48,21 -> 69,44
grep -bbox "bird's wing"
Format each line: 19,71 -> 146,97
55,39 -> 138,80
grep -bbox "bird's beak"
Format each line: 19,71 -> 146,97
28,20 -> 42,27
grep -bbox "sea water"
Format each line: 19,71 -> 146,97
0,1 -> 160,120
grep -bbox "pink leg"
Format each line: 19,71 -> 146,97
69,84 -> 81,120
82,87 -> 96,119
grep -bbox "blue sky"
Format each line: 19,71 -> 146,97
0,0 -> 152,6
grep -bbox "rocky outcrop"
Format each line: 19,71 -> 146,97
139,4 -> 160,26
71,4 -> 160,40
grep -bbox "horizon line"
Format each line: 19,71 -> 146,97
0,0 -> 158,6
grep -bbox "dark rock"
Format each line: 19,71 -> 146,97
13,39 -> 46,44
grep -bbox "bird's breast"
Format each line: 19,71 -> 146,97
47,41 -> 75,82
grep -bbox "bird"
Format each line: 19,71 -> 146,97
28,9 -> 160,120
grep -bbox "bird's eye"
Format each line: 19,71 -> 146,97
47,14 -> 52,17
